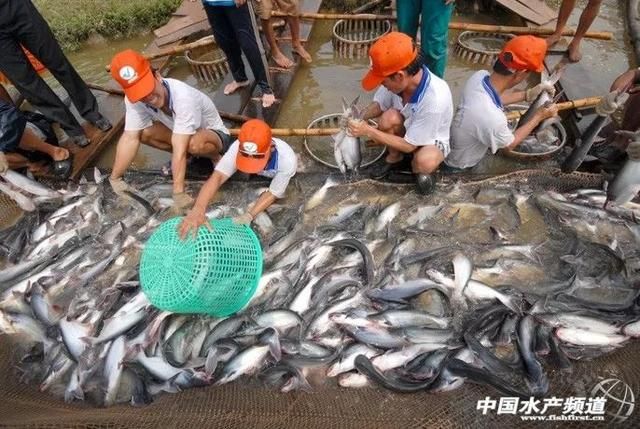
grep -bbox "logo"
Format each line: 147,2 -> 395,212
590,379 -> 635,423
475,378 -> 635,423
119,66 -> 138,83
242,142 -> 258,154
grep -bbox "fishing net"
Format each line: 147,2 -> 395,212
1,170 -> 639,428
0,192 -> 23,232
1,336 -> 639,428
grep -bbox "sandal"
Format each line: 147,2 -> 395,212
52,153 -> 73,179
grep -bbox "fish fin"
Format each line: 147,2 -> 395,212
94,167 -> 104,184
262,328 -> 281,361
341,97 -> 349,113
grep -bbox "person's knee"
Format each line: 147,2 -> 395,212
412,149 -> 443,174
587,0 -> 602,6
189,131 -> 221,156
378,109 -> 404,134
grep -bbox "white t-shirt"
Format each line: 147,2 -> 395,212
215,138 -> 297,198
446,70 -> 514,169
124,78 -> 228,135
373,66 -> 453,157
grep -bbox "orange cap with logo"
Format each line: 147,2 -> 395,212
237,119 -> 273,174
498,36 -> 547,73
110,49 -> 156,103
362,32 -> 418,91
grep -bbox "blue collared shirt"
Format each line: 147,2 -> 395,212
482,75 -> 503,109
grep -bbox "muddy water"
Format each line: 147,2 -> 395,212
43,0 -> 634,172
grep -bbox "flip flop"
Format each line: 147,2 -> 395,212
52,153 -> 73,179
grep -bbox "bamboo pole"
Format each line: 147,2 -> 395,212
505,96 -> 602,120
86,82 -> 124,96
228,127 -> 340,136
105,36 -> 217,72
270,12 -> 613,40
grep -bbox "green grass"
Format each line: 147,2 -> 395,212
33,0 -> 183,50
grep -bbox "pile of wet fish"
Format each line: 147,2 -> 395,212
2,169 -> 640,407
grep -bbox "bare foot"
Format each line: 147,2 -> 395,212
224,80 -> 250,95
27,161 -> 49,175
292,43 -> 312,64
262,93 -> 276,108
51,147 -> 70,162
385,153 -> 403,164
272,50 -> 294,68
545,33 -> 563,48
567,40 -> 583,63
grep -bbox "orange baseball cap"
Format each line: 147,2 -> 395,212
362,32 -> 418,91
498,36 -> 547,73
237,119 -> 273,174
110,49 -> 155,102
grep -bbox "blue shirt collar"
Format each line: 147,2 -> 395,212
482,75 -> 503,109
409,66 -> 431,105
144,79 -> 174,115
264,146 -> 278,171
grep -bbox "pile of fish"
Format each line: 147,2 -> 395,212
2,168 -> 640,407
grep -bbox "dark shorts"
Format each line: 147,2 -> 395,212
0,100 -> 26,153
212,129 -> 234,154
440,163 -> 469,174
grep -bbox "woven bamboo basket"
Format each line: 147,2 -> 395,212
332,18 -> 391,59
184,36 -> 230,83
454,31 -> 514,65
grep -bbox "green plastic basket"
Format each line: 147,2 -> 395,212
139,217 -> 263,316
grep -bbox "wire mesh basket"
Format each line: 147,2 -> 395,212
454,31 -> 514,65
332,19 -> 391,58
184,36 -> 230,83
304,113 -> 386,170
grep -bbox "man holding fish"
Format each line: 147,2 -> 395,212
445,36 -> 560,171
347,32 -> 454,195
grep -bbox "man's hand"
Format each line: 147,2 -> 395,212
232,212 -> 254,225
235,0 -> 247,6
178,209 -> 211,240
595,90 -> 629,116
0,152 -> 8,174
347,119 -> 373,139
526,82 -> 556,102
536,103 -> 559,121
627,141 -> 640,162
610,69 -> 640,94
109,176 -> 135,196
172,192 -> 194,214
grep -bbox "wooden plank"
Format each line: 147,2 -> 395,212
155,20 -> 211,47
514,0 -> 556,22
241,0 -> 323,125
66,92 -> 125,180
495,0 -> 553,26
154,0 -> 207,38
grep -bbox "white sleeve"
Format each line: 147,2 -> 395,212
373,87 -> 393,111
489,117 -> 515,153
268,147 -> 297,198
124,99 -> 153,131
214,141 -> 239,177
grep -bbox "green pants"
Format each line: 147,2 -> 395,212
396,0 -> 453,78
